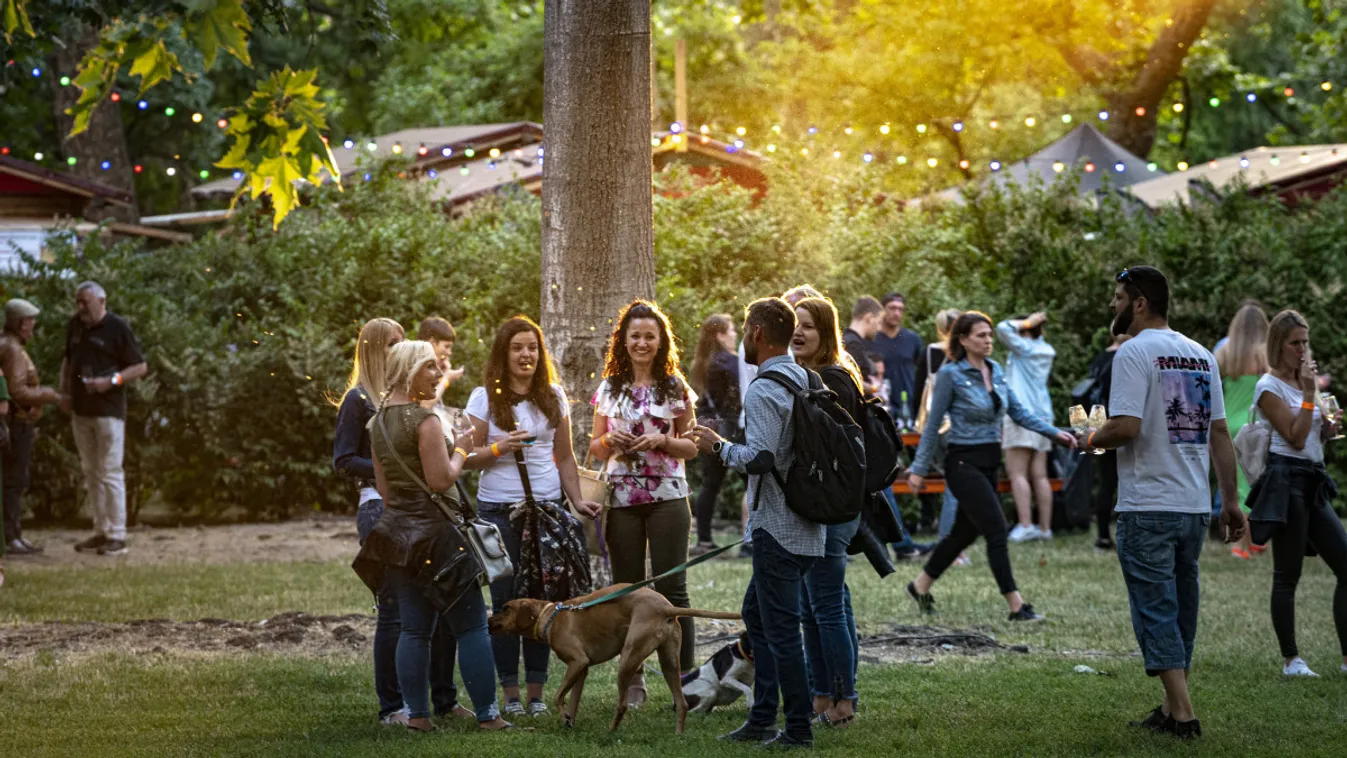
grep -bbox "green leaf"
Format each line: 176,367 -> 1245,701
256,155 -> 303,228
184,0 -> 253,69
214,134 -> 252,170
3,0 -> 35,43
128,39 -> 182,97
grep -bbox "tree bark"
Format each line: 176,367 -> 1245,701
48,27 -> 140,222
541,0 -> 655,444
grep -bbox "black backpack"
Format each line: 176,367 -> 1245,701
820,366 -> 902,493
753,369 -> 867,525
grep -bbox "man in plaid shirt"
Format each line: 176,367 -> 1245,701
692,297 -> 825,749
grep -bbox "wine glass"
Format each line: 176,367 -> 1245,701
1088,405 -> 1108,455
1069,405 -> 1089,454
1320,394 -> 1344,441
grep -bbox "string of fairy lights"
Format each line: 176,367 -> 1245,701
2,58 -> 1343,182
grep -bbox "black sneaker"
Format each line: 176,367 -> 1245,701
74,534 -> 108,553
761,730 -> 813,750
689,541 -> 719,557
718,722 -> 776,743
6,538 -> 43,556
97,540 -> 128,556
1094,537 -> 1116,551
1170,718 -> 1202,739
1008,604 -> 1045,622
1128,705 -> 1171,731
906,581 -> 936,614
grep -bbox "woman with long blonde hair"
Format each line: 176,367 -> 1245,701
791,296 -> 865,727
1215,303 -> 1270,558
1249,310 -> 1347,677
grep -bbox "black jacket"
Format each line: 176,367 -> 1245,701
334,387 -> 377,488
1247,453 -> 1338,551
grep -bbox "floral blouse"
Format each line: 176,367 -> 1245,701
592,378 -> 696,507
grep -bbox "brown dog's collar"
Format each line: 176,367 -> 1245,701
533,602 -> 560,642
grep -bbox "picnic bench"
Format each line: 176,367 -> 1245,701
890,432 -> 1065,495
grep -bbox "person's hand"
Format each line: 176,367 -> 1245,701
1219,502 -> 1248,544
627,432 -> 668,452
1027,311 -> 1048,327
59,395 -> 72,414
688,424 -> 723,454
603,429 -> 637,453
84,377 -> 114,394
446,366 -> 466,384
571,499 -> 603,518
1056,430 -> 1079,450
493,429 -> 535,455
1298,357 -> 1318,396
907,473 -> 925,493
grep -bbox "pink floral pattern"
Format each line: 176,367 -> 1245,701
592,380 -> 695,507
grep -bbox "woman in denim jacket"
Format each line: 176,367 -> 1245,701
905,312 -> 1076,621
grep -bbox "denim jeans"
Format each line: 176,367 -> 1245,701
357,499 -> 459,718
801,518 -> 860,702
880,488 -> 916,550
1,421 -> 35,546
479,501 -> 550,687
385,565 -> 500,721
937,489 -> 959,541
743,529 -> 817,741
1116,512 -> 1209,674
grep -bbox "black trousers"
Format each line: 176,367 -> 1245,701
923,444 -> 1018,595
1095,450 -> 1118,540
1270,464 -> 1347,658
2,421 -> 35,543
693,453 -> 730,543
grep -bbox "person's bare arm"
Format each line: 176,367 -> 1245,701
1258,392 -> 1314,451
119,362 -> 148,383
1085,415 -> 1141,450
418,415 -> 463,492
554,414 -> 601,517
1209,418 -> 1247,543
461,414 -> 530,470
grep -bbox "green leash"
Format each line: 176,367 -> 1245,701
556,539 -> 745,613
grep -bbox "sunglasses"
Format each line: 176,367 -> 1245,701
1116,269 -> 1155,304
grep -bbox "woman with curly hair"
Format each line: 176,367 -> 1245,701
589,300 -> 700,703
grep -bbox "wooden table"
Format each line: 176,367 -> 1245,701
892,432 -> 1064,495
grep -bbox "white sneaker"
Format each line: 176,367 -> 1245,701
1283,657 -> 1319,677
1340,663 -> 1347,674
1008,524 -> 1034,543
1034,528 -> 1054,541
381,708 -> 411,726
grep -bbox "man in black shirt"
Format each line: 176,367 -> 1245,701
843,296 -> 883,396
60,282 -> 147,556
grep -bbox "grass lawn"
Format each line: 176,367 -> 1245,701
2,526 -> 1346,756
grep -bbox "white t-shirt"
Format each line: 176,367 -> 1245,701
1255,374 -> 1323,462
465,384 -> 569,503
1109,328 -> 1226,514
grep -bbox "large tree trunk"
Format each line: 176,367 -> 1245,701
48,27 -> 140,222
541,0 -> 655,444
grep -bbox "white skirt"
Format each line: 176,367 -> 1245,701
1002,417 -> 1052,452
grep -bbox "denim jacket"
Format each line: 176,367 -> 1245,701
996,319 -> 1056,420
910,357 -> 1059,476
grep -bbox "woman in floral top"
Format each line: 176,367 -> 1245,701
589,300 -> 700,705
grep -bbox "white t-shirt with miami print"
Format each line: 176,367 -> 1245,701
1110,327 -> 1226,514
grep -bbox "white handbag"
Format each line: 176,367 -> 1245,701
1233,405 -> 1272,486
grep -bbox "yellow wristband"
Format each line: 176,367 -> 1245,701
1301,401 -> 1316,411
491,442 -> 501,457
453,447 -> 469,459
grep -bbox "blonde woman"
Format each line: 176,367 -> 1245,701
1215,303 -> 1270,559
1249,311 -> 1347,677
356,341 -> 511,732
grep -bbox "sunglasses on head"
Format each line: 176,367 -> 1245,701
1116,269 -> 1154,304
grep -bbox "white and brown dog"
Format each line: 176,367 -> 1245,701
680,630 -> 754,713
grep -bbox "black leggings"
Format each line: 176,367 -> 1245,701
1270,465 -> 1347,659
694,453 -> 730,543
923,444 -> 1018,595
1096,450 -> 1118,540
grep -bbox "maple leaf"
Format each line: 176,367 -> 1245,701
3,0 -> 35,43
184,0 -> 252,69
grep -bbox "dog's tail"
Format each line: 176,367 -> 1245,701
665,608 -> 742,621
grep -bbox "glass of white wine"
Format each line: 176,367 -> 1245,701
1069,405 -> 1089,454
1320,394 -> 1344,441
1088,405 -> 1108,455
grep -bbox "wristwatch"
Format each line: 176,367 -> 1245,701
712,439 -> 725,455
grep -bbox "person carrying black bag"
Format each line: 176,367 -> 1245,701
352,341 -> 513,733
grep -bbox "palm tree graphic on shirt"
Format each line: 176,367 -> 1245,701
1162,366 -> 1212,444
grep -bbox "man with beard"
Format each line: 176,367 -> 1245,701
1082,266 -> 1246,740
872,292 -> 924,423
690,297 -> 823,749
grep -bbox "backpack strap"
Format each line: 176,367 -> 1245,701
747,368 -> 816,509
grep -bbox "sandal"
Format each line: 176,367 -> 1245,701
479,719 -> 517,731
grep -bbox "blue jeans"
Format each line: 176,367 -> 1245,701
880,488 -> 916,550
480,501 -> 550,688
937,489 -> 959,540
802,518 -> 859,702
358,500 -> 459,718
1116,512 -> 1209,675
385,565 -> 500,721
743,529 -> 817,741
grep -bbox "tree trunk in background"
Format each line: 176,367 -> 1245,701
541,0 -> 655,445
48,27 -> 140,223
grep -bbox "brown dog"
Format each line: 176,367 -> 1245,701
488,584 -> 741,734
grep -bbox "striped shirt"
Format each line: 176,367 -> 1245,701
720,354 -> 826,557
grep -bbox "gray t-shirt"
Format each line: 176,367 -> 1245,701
1255,374 -> 1323,463
1110,328 -> 1225,514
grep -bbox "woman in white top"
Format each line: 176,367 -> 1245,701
1252,310 -> 1347,678
463,316 -> 601,716
588,300 -> 700,705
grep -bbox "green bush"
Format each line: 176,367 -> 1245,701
6,165 -> 1346,524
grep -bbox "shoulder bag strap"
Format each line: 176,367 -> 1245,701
374,410 -> 463,522
514,449 -> 536,504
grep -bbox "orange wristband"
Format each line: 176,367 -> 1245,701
491,442 -> 502,456
1301,401 -> 1316,411
1087,431 -> 1098,448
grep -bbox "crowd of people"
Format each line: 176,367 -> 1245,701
0,281 -> 148,588
329,264 -> 1346,747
